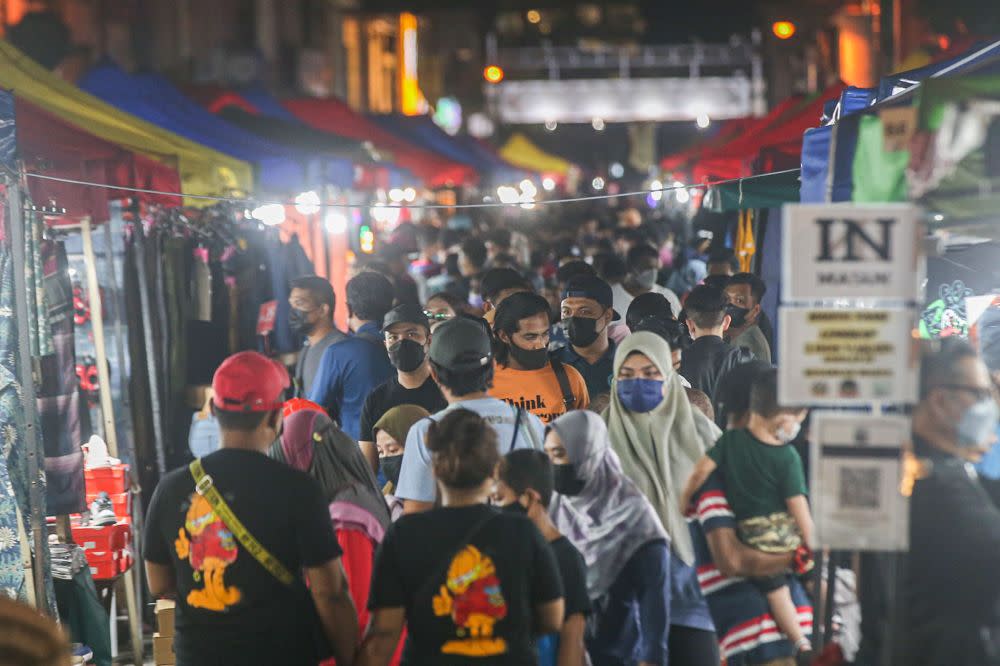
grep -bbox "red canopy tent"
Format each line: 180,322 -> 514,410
689,83 -> 843,182
659,117 -> 758,174
284,98 -> 476,187
17,99 -> 182,221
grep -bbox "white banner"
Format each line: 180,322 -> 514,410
778,306 -> 918,406
782,203 -> 923,303
809,412 -> 910,551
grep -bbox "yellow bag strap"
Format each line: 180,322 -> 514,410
189,459 -> 295,586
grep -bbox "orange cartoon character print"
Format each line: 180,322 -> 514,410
432,545 -> 508,656
174,493 -> 242,611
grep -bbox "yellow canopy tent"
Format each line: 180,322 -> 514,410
499,133 -> 572,175
0,41 -> 252,201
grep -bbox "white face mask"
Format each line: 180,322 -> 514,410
775,421 -> 801,444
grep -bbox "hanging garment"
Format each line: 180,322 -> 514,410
0,197 -> 56,611
36,240 -> 85,515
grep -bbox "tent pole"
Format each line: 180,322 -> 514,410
81,218 -> 118,457
8,181 -> 49,610
129,202 -> 167,476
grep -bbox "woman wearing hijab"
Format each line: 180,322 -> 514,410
373,404 -> 431,520
604,331 -> 721,664
270,400 -> 396,661
547,410 -> 671,666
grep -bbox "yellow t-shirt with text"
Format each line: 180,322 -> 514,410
490,362 -> 590,423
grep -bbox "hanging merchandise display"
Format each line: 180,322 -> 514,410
0,181 -> 56,611
36,239 -> 87,516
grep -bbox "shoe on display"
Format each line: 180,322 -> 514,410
89,492 -> 116,526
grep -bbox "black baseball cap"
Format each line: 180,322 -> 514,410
428,317 -> 493,371
562,275 -> 621,321
381,304 -> 430,332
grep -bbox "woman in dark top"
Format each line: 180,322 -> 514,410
546,410 -> 672,666
358,408 -> 565,666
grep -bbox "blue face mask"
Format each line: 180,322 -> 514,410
957,398 -> 1000,448
617,378 -> 664,413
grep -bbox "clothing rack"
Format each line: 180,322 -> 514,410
23,201 -> 145,661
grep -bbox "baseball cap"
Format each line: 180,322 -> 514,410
213,351 -> 290,412
381,303 -> 430,332
562,275 -> 621,321
428,317 -> 493,371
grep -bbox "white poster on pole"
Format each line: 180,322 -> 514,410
782,203 -> 923,303
809,412 -> 910,551
778,306 -> 917,406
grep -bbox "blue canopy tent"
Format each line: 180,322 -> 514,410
800,39 -> 1000,206
78,64 -> 355,193
368,113 -> 524,183
215,86 -> 413,188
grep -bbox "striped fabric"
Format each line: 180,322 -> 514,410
691,472 -> 813,663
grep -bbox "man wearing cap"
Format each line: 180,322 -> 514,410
554,275 -> 620,402
358,304 -> 448,474
395,317 -> 546,514
308,272 -> 395,441
143,352 -> 359,666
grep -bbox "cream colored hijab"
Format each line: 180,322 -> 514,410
603,331 -> 721,565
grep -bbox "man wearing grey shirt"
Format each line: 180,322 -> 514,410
289,276 -> 347,396
396,317 -> 545,514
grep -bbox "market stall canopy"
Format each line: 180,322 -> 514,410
368,113 -> 524,182
15,98 -> 182,221
0,40 -> 251,201
284,97 -> 475,187
216,103 -> 416,188
690,83 -> 844,182
659,117 -> 756,174
78,64 -> 355,193
498,133 -> 573,176
807,39 -> 1000,207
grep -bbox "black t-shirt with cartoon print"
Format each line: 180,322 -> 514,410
143,448 -> 342,666
370,504 -> 564,665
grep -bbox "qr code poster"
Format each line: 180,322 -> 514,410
809,412 -> 910,551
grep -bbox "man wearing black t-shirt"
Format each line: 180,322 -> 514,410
358,304 -> 447,472
497,450 -> 591,665
143,352 -> 358,666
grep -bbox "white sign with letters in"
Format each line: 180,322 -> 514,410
809,412 -> 910,551
782,203 -> 923,302
778,306 -> 918,406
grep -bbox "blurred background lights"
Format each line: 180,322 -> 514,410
294,190 -> 321,215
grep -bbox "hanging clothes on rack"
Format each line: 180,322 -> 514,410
0,186 -> 56,611
36,239 -> 86,515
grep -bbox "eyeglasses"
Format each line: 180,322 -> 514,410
936,384 -> 997,402
423,311 -> 454,321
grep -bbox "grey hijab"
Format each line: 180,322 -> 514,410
548,410 -> 668,600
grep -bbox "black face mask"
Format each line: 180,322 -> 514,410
726,304 -> 750,329
553,464 -> 586,496
501,500 -> 528,516
380,454 -> 404,490
565,316 -> 604,348
289,308 -> 316,336
508,342 -> 549,370
388,339 -> 426,373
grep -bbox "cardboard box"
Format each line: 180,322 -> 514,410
155,599 -> 176,638
153,632 -> 175,665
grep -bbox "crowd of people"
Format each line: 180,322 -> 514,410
132,205 -> 1000,666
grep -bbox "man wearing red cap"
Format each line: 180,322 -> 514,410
143,351 -> 358,666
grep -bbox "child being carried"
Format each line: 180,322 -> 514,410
680,368 -> 814,660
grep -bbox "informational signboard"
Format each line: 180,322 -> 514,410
782,203 -> 923,303
810,412 -> 910,551
778,307 -> 918,406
